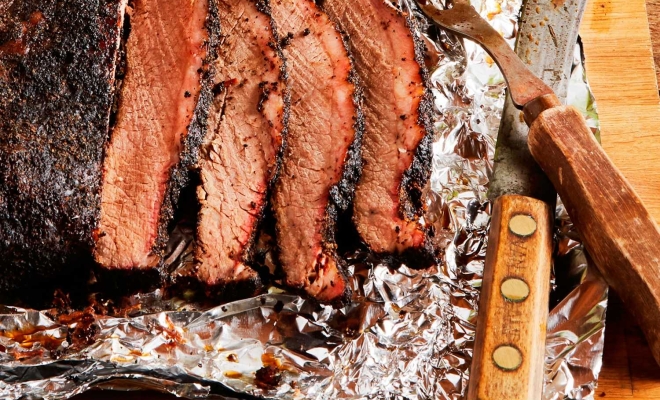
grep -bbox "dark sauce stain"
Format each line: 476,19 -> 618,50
255,365 -> 281,389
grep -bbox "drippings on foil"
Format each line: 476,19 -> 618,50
0,1 -> 606,399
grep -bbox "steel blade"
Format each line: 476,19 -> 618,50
488,0 -> 587,201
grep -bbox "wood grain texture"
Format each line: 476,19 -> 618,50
580,0 -> 660,397
647,0 -> 660,85
597,294 -> 660,399
529,104 -> 660,366
468,195 -> 553,400
580,0 -> 660,222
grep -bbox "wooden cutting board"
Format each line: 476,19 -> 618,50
580,0 -> 660,397
581,0 -> 660,220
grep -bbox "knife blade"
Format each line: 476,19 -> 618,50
468,0 -> 587,398
422,0 -> 660,374
489,0 -> 586,204
417,0 -> 586,398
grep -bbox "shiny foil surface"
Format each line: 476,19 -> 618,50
0,0 -> 606,399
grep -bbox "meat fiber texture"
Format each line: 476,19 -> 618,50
0,0 -> 126,299
192,0 -> 288,294
322,0 -> 436,267
270,0 -> 364,304
94,0 -> 215,271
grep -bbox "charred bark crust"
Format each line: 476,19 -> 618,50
151,0 -> 221,262
0,0 -> 125,299
271,12 -> 365,306
388,10 -> 437,268
321,2 -> 437,269
185,0 -> 290,294
322,29 -> 365,305
235,0 -> 290,271
169,269 -> 264,304
328,31 -> 365,213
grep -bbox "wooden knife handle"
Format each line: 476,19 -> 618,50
467,195 -> 553,400
527,105 -> 660,365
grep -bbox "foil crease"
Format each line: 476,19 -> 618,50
0,1 -> 607,399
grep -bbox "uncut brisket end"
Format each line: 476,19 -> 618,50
322,0 -> 435,265
270,0 -> 363,303
193,0 -> 287,289
94,0 -> 213,269
0,0 -> 126,296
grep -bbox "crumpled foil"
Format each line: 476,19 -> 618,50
0,1 -> 607,399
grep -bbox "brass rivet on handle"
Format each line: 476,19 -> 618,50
492,345 -> 523,371
509,214 -> 537,237
501,278 -> 530,302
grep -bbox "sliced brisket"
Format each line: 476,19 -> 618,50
322,0 -> 435,265
0,0 -> 126,297
193,0 -> 287,290
94,0 -> 214,269
270,0 -> 363,303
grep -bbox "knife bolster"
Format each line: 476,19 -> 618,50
523,93 -> 562,126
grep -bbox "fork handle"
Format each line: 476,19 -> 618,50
527,103 -> 660,365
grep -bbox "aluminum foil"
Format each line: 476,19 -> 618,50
0,1 -> 606,399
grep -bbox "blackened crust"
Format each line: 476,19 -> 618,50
152,0 -> 220,258
399,11 -> 437,267
169,269 -> 263,304
0,0 -> 125,299
319,0 -> 437,269
190,0 -> 290,292
320,206 -> 353,306
323,28 -> 365,306
235,0 -> 290,270
400,12 -> 434,219
270,4 -> 364,306
328,31 -> 365,213
384,8 -> 436,268
93,264 -> 163,298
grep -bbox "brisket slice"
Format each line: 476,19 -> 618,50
193,0 -> 288,290
0,0 -> 126,297
322,0 -> 435,266
94,0 -> 215,269
270,0 -> 363,303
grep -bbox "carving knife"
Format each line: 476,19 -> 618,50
416,0 -> 581,398
472,0 -> 586,397
418,0 -> 660,397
